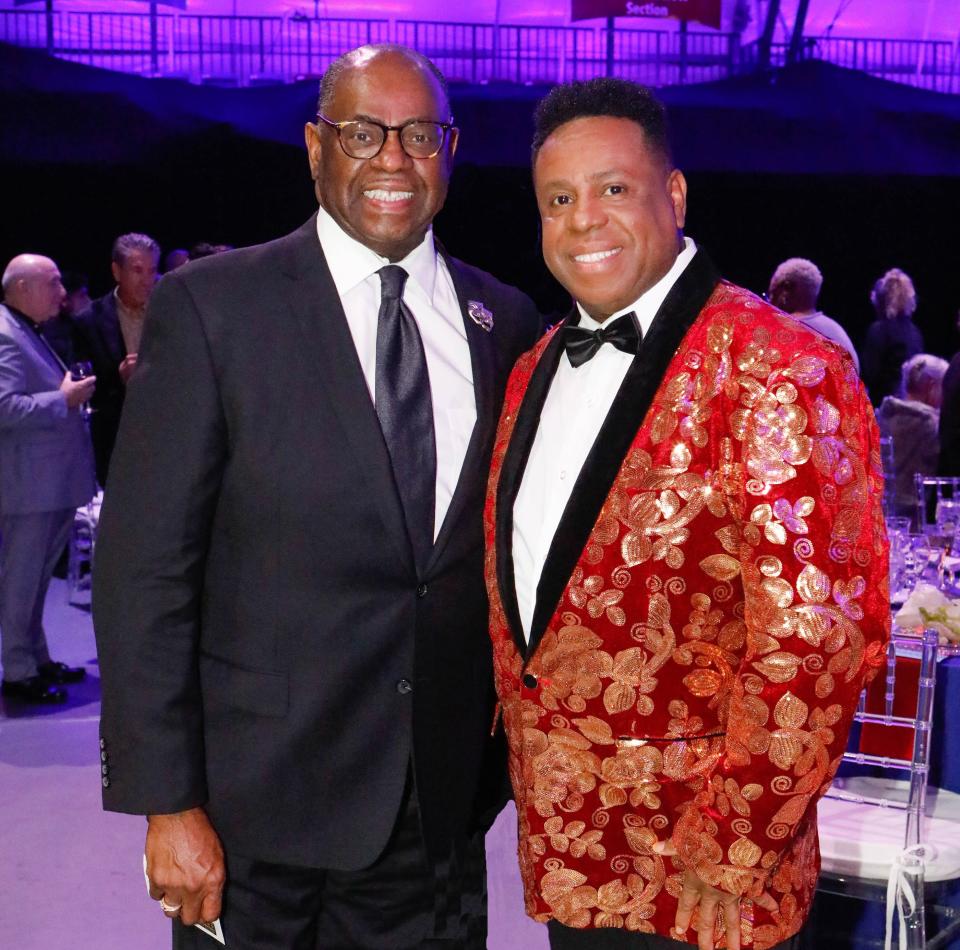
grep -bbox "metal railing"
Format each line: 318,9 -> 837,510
1,10 -> 958,93
741,36 -> 960,94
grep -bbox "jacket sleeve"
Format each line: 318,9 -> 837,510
93,272 -> 227,815
672,346 -> 890,897
0,331 -> 67,430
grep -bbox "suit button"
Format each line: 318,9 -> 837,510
522,673 -> 538,689
101,764 -> 109,776
99,738 -> 106,750
416,583 -> 428,598
100,751 -> 109,762
102,777 -> 110,788
396,679 -> 413,695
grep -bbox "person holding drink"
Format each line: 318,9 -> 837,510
0,253 -> 96,703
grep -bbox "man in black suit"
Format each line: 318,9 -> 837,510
93,44 -> 540,949
74,232 -> 159,484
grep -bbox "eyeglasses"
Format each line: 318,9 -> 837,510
316,114 -> 457,160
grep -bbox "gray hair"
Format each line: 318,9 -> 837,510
770,257 -> 823,297
902,353 -> 948,398
317,44 -> 451,119
112,233 -> 160,267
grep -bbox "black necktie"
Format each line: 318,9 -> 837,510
563,312 -> 642,367
375,265 -> 437,572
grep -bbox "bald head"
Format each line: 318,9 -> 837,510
317,44 -> 451,119
2,254 -> 65,322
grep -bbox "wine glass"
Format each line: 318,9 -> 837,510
902,534 -> 932,593
69,360 -> 94,418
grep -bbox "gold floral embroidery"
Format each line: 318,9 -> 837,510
485,286 -> 889,947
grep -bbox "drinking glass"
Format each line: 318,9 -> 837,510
902,534 -> 932,592
886,517 -> 911,598
69,360 -> 94,418
936,499 -> 960,540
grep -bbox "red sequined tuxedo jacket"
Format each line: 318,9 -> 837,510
484,251 -> 890,947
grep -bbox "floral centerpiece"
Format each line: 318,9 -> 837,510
894,582 -> 960,645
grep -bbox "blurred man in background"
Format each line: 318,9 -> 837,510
74,232 -> 159,484
0,254 -> 96,704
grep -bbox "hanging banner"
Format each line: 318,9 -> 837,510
571,0 -> 721,29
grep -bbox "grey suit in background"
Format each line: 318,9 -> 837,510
0,303 -> 96,680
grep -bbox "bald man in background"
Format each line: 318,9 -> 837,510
0,254 -> 97,703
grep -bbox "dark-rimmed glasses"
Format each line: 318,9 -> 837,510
316,114 -> 457,160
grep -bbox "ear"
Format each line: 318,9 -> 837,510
110,261 -> 121,284
447,126 -> 459,161
667,169 -> 687,230
304,122 -> 323,180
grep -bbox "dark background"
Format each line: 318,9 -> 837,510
5,153 -> 959,359
3,42 -> 959,360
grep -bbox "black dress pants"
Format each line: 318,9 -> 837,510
173,774 -> 486,950
548,920 -> 805,950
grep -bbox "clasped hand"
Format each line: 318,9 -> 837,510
652,840 -> 778,950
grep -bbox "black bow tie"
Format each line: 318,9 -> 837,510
563,312 -> 642,367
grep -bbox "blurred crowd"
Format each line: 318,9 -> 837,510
0,236 -> 230,703
5,237 -> 960,494
0,231 -> 957,702
22,236 -> 233,485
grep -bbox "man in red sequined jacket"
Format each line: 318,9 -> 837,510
484,78 -> 890,950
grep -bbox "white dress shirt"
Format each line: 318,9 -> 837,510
316,206 -> 475,540
512,238 -> 698,641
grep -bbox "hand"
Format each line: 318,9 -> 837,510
145,807 -> 225,927
652,839 -> 778,950
118,353 -> 139,384
60,371 -> 96,409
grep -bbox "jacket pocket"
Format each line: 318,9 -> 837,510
199,651 -> 288,718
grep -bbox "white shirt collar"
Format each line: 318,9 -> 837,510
315,204 -> 438,301
576,236 -> 697,335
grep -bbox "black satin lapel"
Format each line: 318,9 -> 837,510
282,218 -> 415,574
428,255 -> 495,571
496,324 -> 568,657
525,250 -> 722,658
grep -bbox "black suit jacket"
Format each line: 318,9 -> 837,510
93,217 -> 541,870
74,291 -> 127,484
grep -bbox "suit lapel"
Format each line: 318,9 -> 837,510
426,252 -> 496,571
495,326 -> 568,658
525,250 -> 722,658
101,295 -> 126,363
2,309 -> 64,386
281,217 -> 415,574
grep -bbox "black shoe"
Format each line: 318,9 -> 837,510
37,660 -> 86,684
1,676 -> 68,704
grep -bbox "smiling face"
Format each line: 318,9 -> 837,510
305,51 -> 457,262
534,115 -> 687,322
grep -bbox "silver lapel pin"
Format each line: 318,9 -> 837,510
467,300 -> 494,332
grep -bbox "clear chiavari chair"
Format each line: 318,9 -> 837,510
816,629 -> 960,949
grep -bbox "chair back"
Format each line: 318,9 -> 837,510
825,629 -> 939,849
